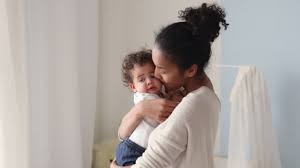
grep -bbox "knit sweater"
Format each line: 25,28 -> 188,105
132,86 -> 220,168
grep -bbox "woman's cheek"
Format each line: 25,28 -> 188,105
161,75 -> 168,84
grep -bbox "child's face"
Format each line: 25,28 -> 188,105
129,63 -> 162,94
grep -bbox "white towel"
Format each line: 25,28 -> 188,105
227,66 -> 281,168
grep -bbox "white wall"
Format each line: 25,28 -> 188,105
94,0 -> 219,142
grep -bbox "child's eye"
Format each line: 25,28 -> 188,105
139,78 -> 145,82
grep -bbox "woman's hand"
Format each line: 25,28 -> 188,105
137,98 -> 178,123
118,98 -> 178,139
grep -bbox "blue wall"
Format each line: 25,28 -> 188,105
221,1 -> 300,168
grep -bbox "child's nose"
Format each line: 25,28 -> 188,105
146,78 -> 153,85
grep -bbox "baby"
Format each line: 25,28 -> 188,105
115,49 -> 181,166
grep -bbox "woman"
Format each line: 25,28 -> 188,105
112,3 -> 228,168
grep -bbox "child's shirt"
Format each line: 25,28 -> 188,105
129,92 -> 160,148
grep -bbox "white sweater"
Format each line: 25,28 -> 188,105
132,86 -> 220,168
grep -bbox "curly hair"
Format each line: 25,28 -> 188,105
155,3 -> 229,78
179,3 -> 228,42
121,49 -> 153,87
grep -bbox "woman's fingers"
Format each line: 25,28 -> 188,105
161,99 -> 178,108
141,98 -> 179,122
156,99 -> 179,122
158,112 -> 171,122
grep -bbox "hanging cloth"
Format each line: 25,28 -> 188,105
227,66 -> 281,168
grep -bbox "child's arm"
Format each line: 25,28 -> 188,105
118,104 -> 144,140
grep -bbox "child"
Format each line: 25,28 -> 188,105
115,49 -> 183,166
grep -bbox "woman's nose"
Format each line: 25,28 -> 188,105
154,68 -> 162,80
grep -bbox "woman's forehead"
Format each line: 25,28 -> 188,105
152,48 -> 179,71
152,47 -> 170,67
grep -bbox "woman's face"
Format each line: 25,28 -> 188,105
152,46 -> 186,91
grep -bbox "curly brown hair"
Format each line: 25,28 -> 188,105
121,49 -> 153,87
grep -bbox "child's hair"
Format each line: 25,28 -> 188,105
121,49 -> 153,87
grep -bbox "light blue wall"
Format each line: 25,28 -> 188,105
220,1 -> 300,168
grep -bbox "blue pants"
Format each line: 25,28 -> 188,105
115,139 -> 146,166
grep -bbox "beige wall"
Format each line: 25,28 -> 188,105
95,0 -> 220,143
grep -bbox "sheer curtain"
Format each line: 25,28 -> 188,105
0,0 -> 99,168
0,0 -> 29,168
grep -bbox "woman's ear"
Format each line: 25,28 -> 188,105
184,64 -> 198,78
128,83 -> 136,92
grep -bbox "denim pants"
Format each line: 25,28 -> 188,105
115,138 -> 146,166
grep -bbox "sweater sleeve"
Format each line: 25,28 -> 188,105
132,99 -> 190,168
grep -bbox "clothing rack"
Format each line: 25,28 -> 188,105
214,64 -> 241,68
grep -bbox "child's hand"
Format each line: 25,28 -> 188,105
110,159 -> 131,168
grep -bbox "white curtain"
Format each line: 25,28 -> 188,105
0,0 -> 99,168
0,0 -> 29,167
227,66 -> 281,168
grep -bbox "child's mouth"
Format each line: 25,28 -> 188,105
148,86 -> 156,91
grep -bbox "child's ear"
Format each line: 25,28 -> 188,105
128,83 -> 136,92
184,64 -> 198,78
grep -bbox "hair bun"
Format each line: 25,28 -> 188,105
178,3 -> 229,42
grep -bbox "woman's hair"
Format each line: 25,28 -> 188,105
155,3 -> 229,77
121,49 -> 153,87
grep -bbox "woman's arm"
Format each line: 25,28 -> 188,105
112,104 -> 187,168
129,78 -> 214,168
131,100 -> 189,168
118,99 -> 178,140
